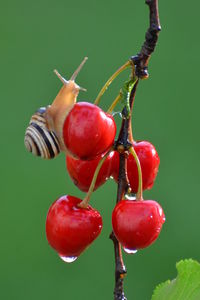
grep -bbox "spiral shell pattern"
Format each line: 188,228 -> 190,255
24,107 -> 61,159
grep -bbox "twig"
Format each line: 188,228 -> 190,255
131,0 -> 161,79
110,83 -> 138,300
110,1 -> 161,299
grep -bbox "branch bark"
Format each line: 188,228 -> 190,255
110,83 -> 138,300
131,0 -> 161,79
110,1 -> 161,299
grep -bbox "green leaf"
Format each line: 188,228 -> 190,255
151,259 -> 200,300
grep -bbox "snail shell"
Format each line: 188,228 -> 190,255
24,107 -> 61,159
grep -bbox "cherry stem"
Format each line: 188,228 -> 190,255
128,121 -> 134,144
129,147 -> 143,200
78,150 -> 113,208
107,94 -> 122,114
106,63 -> 137,115
94,61 -> 131,106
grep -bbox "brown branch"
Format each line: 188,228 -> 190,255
110,231 -> 127,300
110,83 -> 138,300
131,0 -> 161,79
110,1 -> 161,299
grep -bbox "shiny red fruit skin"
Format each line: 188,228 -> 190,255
63,102 -> 116,160
112,200 -> 165,250
112,141 -> 160,193
46,195 -> 102,258
66,152 -> 115,192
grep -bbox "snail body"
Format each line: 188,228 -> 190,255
45,79 -> 81,151
24,57 -> 88,159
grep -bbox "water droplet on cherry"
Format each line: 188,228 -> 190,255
125,193 -> 136,200
59,255 -> 78,263
123,247 -> 138,254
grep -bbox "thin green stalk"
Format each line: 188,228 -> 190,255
107,94 -> 122,114
78,150 -> 112,208
129,147 -> 143,200
94,61 -> 131,106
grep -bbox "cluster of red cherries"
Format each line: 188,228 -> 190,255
46,101 -> 165,263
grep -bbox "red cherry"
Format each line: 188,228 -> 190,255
111,141 -> 160,193
63,102 -> 116,160
112,200 -> 165,251
66,152 -> 115,192
46,195 -> 102,260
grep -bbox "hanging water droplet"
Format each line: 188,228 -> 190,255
59,255 -> 78,263
123,247 -> 138,254
125,193 -> 136,200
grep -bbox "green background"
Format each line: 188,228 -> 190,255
1,0 -> 199,299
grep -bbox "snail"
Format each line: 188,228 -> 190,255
24,107 -> 61,159
24,57 -> 88,159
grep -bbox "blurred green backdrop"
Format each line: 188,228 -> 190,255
0,0 -> 199,299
